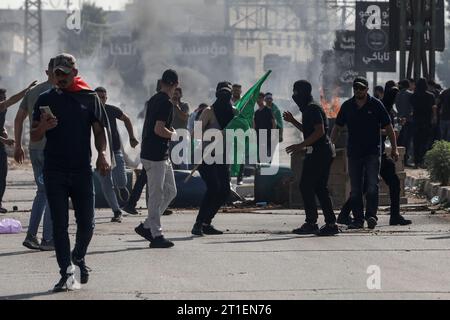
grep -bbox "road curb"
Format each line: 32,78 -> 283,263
406,175 -> 450,203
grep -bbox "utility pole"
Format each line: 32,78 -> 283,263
24,0 -> 43,80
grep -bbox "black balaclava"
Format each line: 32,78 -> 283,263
213,81 -> 234,130
292,80 -> 313,113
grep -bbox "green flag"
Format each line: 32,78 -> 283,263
226,70 -> 272,176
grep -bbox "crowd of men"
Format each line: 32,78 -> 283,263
1,51 -> 450,292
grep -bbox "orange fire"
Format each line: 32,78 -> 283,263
320,91 -> 341,119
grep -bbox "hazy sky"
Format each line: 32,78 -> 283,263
0,0 -> 130,11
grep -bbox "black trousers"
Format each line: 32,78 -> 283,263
196,163 -> 231,225
340,155 -> 401,219
126,169 -> 147,209
44,170 -> 95,276
398,121 -> 413,162
299,145 -> 336,225
413,124 -> 432,166
0,147 -> 7,204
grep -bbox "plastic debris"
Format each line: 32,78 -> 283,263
0,219 -> 22,234
431,196 -> 440,205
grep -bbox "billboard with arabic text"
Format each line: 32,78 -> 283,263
355,2 -> 396,72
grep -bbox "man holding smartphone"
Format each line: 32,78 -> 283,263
31,53 -> 111,292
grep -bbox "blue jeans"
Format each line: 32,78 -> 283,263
44,170 -> 95,276
441,120 -> 450,142
0,147 -> 6,205
27,149 -> 53,241
95,151 -> 127,212
348,154 -> 381,224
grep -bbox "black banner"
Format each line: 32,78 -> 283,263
326,31 -> 365,98
355,2 -> 396,72
389,0 -> 446,52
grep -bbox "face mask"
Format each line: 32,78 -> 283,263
292,94 -> 306,112
216,91 -> 232,102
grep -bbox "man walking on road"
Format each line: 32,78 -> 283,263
331,77 -> 399,230
15,58 -> 55,251
31,53 -> 111,292
134,69 -> 178,249
94,87 -> 139,223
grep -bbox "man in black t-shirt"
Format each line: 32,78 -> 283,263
134,69 -> 179,249
31,53 -> 111,292
410,78 -> 438,167
331,77 -> 399,230
284,80 -> 338,236
94,87 -> 139,223
254,92 -> 276,162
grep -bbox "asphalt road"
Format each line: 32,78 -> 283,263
0,169 -> 449,300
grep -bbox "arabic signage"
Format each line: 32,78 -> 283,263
332,31 -> 366,97
355,2 -> 396,72
335,30 -> 356,51
108,35 -> 137,56
389,0 -> 446,52
174,34 -> 232,58
174,33 -> 234,84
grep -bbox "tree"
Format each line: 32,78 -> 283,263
58,3 -> 108,58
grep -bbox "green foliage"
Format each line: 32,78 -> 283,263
58,3 -> 108,58
425,140 -> 450,186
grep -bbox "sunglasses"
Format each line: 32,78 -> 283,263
54,69 -> 71,77
353,85 -> 367,91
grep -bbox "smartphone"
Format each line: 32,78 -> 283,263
39,106 -> 55,118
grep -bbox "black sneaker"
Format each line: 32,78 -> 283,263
366,217 -> 377,230
150,236 -> 174,248
316,224 -> 339,236
135,223 -> 153,241
348,221 -> 364,229
23,234 -> 40,250
71,252 -> 90,284
292,223 -> 319,235
122,205 -> 139,215
111,211 -> 122,223
39,239 -> 55,251
337,214 -> 352,226
191,222 -> 204,236
163,209 -> 173,216
202,224 -> 223,235
390,215 -> 412,226
117,187 -> 130,203
53,274 -> 73,293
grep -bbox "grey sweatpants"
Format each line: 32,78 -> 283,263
141,159 -> 177,237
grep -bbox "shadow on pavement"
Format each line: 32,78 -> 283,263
0,250 -> 42,258
87,247 -> 149,256
0,290 -> 55,300
426,235 -> 450,240
125,237 -> 195,243
206,235 -> 310,244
